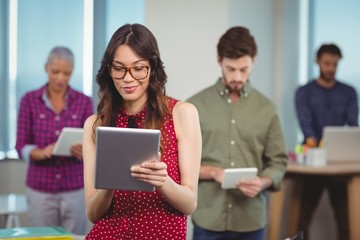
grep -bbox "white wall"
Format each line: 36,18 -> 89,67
145,0 -> 299,151
228,0 -> 275,100
145,0 -> 227,102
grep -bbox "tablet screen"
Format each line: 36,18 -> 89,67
95,126 -> 161,191
52,127 -> 83,156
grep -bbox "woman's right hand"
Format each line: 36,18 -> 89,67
30,143 -> 55,161
43,143 -> 55,159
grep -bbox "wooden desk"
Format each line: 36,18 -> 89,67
268,163 -> 360,240
0,194 -> 28,228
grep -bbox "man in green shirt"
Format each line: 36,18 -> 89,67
187,26 -> 288,240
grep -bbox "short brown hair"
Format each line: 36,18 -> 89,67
316,43 -> 342,59
217,26 -> 257,60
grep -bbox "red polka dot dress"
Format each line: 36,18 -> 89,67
86,98 -> 187,240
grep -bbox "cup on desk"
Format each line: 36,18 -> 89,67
296,153 -> 305,165
306,148 -> 326,166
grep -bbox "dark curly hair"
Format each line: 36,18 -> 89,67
92,23 -> 169,139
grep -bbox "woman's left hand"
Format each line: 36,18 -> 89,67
130,159 -> 168,188
70,143 -> 83,161
236,176 -> 272,198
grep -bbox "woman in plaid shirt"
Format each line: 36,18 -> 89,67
15,46 -> 94,234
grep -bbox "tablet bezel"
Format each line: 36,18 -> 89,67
94,126 -> 161,192
52,127 -> 83,156
221,167 -> 258,189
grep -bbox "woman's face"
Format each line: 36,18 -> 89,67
45,58 -> 73,93
110,44 -> 150,110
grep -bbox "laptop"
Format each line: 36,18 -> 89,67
95,126 -> 161,191
323,126 -> 360,164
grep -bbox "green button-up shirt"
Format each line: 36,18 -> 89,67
187,78 -> 287,232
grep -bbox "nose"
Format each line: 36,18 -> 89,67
122,69 -> 134,82
233,70 -> 244,80
57,72 -> 69,82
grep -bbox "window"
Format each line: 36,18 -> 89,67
310,0 -> 360,94
0,0 -> 144,160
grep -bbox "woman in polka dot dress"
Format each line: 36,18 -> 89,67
82,23 -> 202,239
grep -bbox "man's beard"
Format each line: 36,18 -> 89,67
320,70 -> 335,82
223,77 -> 245,93
226,81 -> 244,93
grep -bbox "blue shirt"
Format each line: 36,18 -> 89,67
295,80 -> 358,142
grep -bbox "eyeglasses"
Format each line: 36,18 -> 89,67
108,65 -> 150,80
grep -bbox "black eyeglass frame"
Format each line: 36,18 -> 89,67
107,65 -> 150,80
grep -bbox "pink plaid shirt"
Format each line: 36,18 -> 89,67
15,84 -> 93,193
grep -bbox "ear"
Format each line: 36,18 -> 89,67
45,63 -> 48,72
252,56 -> 256,65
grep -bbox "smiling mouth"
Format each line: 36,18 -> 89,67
121,85 -> 140,93
122,85 -> 140,89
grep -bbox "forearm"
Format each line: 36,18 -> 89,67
30,148 -> 46,161
295,91 -> 316,138
259,176 -> 273,191
261,114 -> 288,190
85,189 -> 114,223
156,177 -> 197,215
199,165 -> 223,181
82,114 -> 110,223
157,102 -> 200,215
348,99 -> 359,126
237,175 -> 273,198
29,144 -> 54,161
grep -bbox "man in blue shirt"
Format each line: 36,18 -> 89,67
296,44 -> 358,146
295,43 -> 359,240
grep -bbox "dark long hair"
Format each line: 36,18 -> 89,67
92,23 -> 169,139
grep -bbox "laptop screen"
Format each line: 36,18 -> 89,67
323,126 -> 360,164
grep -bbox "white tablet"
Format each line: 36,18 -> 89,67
221,167 -> 258,189
95,126 -> 161,191
52,127 -> 83,156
